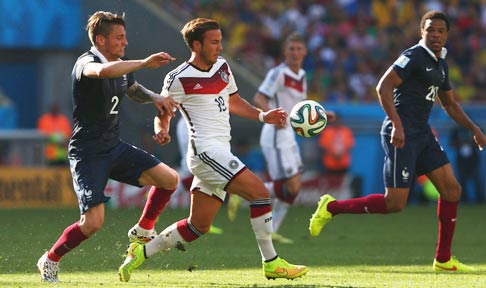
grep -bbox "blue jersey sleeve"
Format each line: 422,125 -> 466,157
392,50 -> 417,82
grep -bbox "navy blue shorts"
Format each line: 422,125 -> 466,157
381,129 -> 449,188
69,140 -> 161,214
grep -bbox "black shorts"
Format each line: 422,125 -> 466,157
69,140 -> 161,214
381,129 -> 449,188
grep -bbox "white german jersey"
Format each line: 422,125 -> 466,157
258,63 -> 307,148
161,57 -> 238,155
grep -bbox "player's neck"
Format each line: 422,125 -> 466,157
286,62 -> 301,74
188,56 -> 212,71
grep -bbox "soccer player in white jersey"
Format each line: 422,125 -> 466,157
228,33 -> 334,244
119,18 -> 309,282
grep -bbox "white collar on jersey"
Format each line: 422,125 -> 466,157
418,39 -> 447,61
90,46 -> 110,63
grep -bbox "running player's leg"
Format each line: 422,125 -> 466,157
427,163 -> 475,271
120,181 -> 222,282
261,145 -> 302,242
38,154 -> 111,282
112,142 -> 178,242
227,168 -> 308,279
310,134 -> 413,236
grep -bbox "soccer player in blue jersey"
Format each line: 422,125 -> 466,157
310,10 -> 486,272
36,11 -> 179,282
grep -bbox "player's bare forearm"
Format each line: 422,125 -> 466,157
83,52 -> 175,79
439,91 -> 478,131
253,92 -> 270,111
127,82 -> 156,104
229,93 -> 287,126
153,112 -> 172,146
229,93 -> 261,120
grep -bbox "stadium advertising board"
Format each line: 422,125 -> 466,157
0,167 -> 77,207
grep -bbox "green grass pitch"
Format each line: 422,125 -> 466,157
0,204 -> 485,287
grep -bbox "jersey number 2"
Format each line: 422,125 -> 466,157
110,96 -> 119,114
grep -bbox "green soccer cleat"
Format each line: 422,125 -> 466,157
271,232 -> 294,244
433,256 -> 476,272
263,257 -> 309,280
119,242 -> 146,282
208,225 -> 224,235
227,194 -> 242,222
309,194 -> 335,237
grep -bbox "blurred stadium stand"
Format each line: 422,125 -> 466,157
0,0 -> 485,198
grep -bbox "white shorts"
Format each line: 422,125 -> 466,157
261,144 -> 303,181
188,147 -> 246,201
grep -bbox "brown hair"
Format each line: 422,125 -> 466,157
284,32 -> 305,47
180,18 -> 220,49
420,10 -> 450,31
86,11 -> 126,46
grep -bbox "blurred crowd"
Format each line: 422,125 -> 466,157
166,0 -> 486,103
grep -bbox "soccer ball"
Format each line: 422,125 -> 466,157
289,100 -> 327,137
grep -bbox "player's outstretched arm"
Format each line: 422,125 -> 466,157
127,83 -> 179,117
229,93 -> 286,125
83,52 -> 176,79
438,90 -> 486,151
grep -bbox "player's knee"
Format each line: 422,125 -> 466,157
167,169 -> 179,190
440,182 -> 462,202
80,218 -> 104,236
159,168 -> 179,191
286,183 -> 301,195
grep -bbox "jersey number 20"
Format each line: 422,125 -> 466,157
425,86 -> 438,102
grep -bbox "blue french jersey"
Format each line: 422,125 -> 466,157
380,44 -> 451,138
69,51 -> 135,155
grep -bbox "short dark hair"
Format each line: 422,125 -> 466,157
181,18 -> 220,49
86,11 -> 126,46
420,10 -> 450,31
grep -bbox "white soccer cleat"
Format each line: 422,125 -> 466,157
128,224 -> 157,244
37,252 -> 59,283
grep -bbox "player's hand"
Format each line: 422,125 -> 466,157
153,96 -> 179,117
143,52 -> 176,68
263,108 -> 287,127
473,130 -> 486,151
390,125 -> 405,148
152,129 -> 171,146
